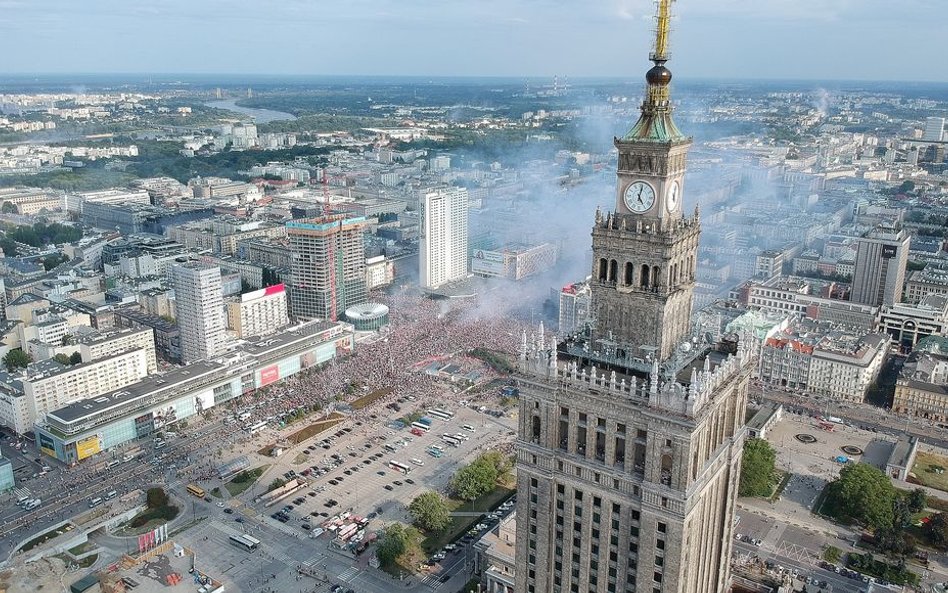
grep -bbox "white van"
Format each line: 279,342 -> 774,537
88,497 -> 103,508
462,425 -> 475,433
25,499 -> 41,510
104,490 -> 118,500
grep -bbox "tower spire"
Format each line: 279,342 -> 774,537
622,0 -> 685,143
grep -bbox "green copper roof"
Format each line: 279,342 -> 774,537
623,109 -> 687,143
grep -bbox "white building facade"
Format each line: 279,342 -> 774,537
419,187 -> 469,289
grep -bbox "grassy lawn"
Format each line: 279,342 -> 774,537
21,524 -> 74,552
911,451 -> 948,492
211,487 -> 223,499
225,466 -> 267,496
420,486 -> 515,554
351,387 -> 393,410
285,412 -> 345,445
77,554 -> 98,568
68,541 -> 96,556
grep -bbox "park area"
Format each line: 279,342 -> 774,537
285,412 -> 345,445
911,451 -> 948,492
225,466 -> 267,496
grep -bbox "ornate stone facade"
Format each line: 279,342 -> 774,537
512,2 -> 752,593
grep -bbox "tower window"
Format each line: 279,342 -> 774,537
598,258 -> 608,281
640,264 -> 650,288
624,262 -> 634,285
609,259 -> 618,283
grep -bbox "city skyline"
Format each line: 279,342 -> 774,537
1,0 -> 946,82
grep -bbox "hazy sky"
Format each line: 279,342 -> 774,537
1,0 -> 945,82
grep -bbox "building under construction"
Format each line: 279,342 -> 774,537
287,215 -> 368,322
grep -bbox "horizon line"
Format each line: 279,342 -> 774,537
1,72 -> 947,86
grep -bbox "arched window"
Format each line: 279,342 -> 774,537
624,262 -> 634,285
640,264 -> 650,288
598,258 -> 608,281
609,260 -> 618,283
652,266 -> 660,288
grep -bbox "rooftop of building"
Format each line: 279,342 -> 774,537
48,360 -> 224,424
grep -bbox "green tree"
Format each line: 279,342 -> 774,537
451,456 -> 499,501
53,353 -> 71,366
3,348 -> 31,372
926,513 -> 948,549
907,488 -> 928,514
828,463 -> 898,529
739,438 -> 777,497
267,478 -> 286,492
375,523 -> 422,566
69,352 -> 83,365
408,491 -> 451,532
1,201 -> 17,214
146,487 -> 169,509
61,334 -> 75,346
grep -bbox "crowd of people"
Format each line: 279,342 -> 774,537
234,292 -> 528,431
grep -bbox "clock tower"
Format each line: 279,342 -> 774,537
590,0 -> 700,363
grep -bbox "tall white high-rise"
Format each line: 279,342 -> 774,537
924,117 -> 945,142
420,187 -> 469,289
171,263 -> 225,363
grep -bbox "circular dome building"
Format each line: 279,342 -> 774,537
344,302 -> 390,331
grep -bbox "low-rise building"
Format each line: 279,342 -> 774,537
0,347 -> 151,433
878,294 -> 948,353
474,512 -> 517,593
35,320 -> 353,463
906,267 -> 948,305
759,321 -> 889,402
894,344 -> 948,422
741,275 -> 877,330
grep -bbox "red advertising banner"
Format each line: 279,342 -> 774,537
260,365 -> 279,386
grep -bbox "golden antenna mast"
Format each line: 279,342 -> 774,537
652,0 -> 673,62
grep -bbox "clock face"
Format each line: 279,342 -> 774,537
624,181 -> 655,213
667,181 -> 681,213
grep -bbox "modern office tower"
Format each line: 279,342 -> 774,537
514,2 -> 753,593
287,215 -> 367,322
851,222 -> 911,307
171,263 -> 225,363
924,117 -> 945,142
420,186 -> 469,289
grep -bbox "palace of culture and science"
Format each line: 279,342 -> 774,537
513,2 -> 754,593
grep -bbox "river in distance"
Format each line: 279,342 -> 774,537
205,99 -> 296,123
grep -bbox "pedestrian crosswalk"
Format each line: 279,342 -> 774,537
420,573 -> 442,590
337,566 -> 360,582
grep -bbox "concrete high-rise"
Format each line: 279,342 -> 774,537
514,3 -> 752,593
420,187 -> 469,289
287,215 -> 367,322
924,117 -> 945,142
171,263 -> 225,363
851,222 -> 911,307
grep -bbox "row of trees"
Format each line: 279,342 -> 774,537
739,438 -> 778,497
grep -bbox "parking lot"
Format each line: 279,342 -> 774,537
178,396 -> 520,591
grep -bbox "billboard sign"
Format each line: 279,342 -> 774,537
472,249 -> 504,263
260,364 -> 279,386
471,258 -> 506,277
76,435 -> 102,460
881,244 -> 898,259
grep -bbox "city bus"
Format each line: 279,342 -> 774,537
441,435 -> 461,447
388,461 -> 412,475
383,443 -> 398,453
410,422 -> 430,433
428,408 -> 454,421
229,534 -> 259,551
237,412 -> 252,422
245,420 -> 268,435
186,484 -> 206,498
